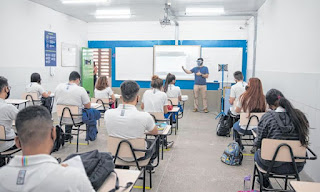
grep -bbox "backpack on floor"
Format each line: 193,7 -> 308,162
216,114 -> 232,137
52,125 -> 65,152
221,142 -> 243,166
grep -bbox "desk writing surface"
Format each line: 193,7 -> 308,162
158,125 -> 171,135
5,99 -> 28,105
168,107 -> 180,113
181,95 -> 188,101
114,94 -> 121,99
290,181 -> 320,192
90,103 -> 102,109
99,169 -> 140,192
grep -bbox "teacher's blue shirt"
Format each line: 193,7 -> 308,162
190,66 -> 209,85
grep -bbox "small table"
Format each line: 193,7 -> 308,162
290,181 -> 320,192
99,169 -> 141,192
5,99 -> 29,108
168,106 -> 180,135
147,125 -> 171,160
91,103 -> 102,109
114,94 -> 121,108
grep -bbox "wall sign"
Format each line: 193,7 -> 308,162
45,31 -> 56,66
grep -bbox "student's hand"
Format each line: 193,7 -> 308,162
196,72 -> 202,76
61,163 -> 68,167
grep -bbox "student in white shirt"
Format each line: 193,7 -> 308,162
141,75 -> 168,114
163,73 -> 182,101
25,73 -> 51,99
229,71 -> 247,116
0,76 -> 19,157
94,76 -> 115,104
55,71 -> 91,141
0,106 -> 94,192
105,81 -> 158,159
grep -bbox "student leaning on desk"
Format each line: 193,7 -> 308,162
0,106 -> 94,192
0,76 -> 19,164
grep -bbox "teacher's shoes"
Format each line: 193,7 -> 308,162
193,108 -> 198,112
204,109 -> 209,113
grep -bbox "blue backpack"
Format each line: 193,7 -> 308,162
221,142 -> 243,166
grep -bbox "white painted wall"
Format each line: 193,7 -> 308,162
255,0 -> 320,181
88,20 -> 249,41
0,0 -> 88,99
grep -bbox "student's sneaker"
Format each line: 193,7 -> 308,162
203,109 -> 209,113
193,108 -> 198,112
166,141 -> 174,148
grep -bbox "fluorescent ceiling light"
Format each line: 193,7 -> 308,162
61,0 -> 108,4
95,9 -> 131,15
95,15 -> 131,19
186,7 -> 225,16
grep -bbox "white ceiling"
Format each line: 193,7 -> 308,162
29,0 -> 266,22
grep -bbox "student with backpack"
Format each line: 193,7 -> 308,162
233,78 -> 267,149
254,89 -> 309,189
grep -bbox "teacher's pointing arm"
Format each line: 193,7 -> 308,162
182,66 -> 192,74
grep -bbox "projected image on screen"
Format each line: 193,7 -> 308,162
154,45 -> 201,80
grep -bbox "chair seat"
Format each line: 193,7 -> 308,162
1,148 -> 21,156
255,162 -> 297,176
61,122 -> 84,127
114,158 -> 150,167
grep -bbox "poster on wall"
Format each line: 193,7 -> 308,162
44,31 -> 56,66
81,48 -> 94,97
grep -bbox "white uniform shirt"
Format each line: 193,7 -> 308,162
142,89 -> 168,113
25,83 -> 46,99
0,98 -> 19,152
104,104 -> 155,139
55,83 -> 90,114
0,154 -> 94,192
230,81 -> 247,115
94,87 -> 113,99
166,84 -> 182,98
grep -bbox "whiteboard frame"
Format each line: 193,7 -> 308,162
153,45 -> 201,80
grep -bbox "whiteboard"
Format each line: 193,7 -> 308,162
202,48 -> 243,83
154,45 -> 201,80
115,47 -> 153,81
61,43 -> 77,67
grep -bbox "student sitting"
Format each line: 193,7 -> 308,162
0,76 -> 19,163
141,75 -> 168,114
254,89 -> 309,188
229,71 -> 247,116
0,106 -> 94,191
94,76 -> 115,107
55,71 -> 91,141
233,78 -> 266,149
104,81 -> 158,159
164,73 -> 182,101
25,73 -> 51,99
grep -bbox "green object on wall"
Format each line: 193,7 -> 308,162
81,47 -> 94,98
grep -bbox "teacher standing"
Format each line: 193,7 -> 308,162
182,58 -> 209,113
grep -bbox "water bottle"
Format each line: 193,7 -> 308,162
243,175 -> 251,191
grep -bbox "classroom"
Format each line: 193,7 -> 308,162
0,0 -> 319,191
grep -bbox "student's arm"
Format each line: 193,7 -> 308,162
235,106 -> 241,113
164,106 -> 168,114
178,95 -> 182,101
81,88 -> 91,109
146,114 -> 158,135
235,98 -> 242,113
182,66 -> 193,74
255,113 -> 269,149
110,94 -> 116,103
84,102 -> 91,109
229,86 -> 236,105
229,97 -> 235,105
39,85 -> 50,98
201,74 -> 209,78
178,87 -> 182,101
148,126 -> 158,135
41,91 -> 51,98
163,95 -> 168,114
141,103 -> 144,110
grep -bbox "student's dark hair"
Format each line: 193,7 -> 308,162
120,80 -> 140,102
31,73 -> 41,83
16,106 -> 53,146
0,76 -> 8,92
69,71 -> 81,81
266,89 -> 309,146
164,73 -> 176,93
95,76 -> 109,90
233,71 -> 243,81
151,75 -> 163,89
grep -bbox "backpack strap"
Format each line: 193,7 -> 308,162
108,170 -> 133,192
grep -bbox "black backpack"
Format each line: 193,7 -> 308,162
52,125 -> 65,152
64,150 -> 130,191
216,114 -> 232,137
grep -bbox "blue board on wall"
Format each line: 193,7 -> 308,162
88,40 -> 247,90
44,31 -> 57,67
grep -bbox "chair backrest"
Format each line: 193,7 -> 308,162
107,136 -> 146,160
22,92 -> 38,101
168,98 -> 179,106
91,98 -> 109,104
56,105 -> 79,118
0,125 -> 6,144
149,112 -> 165,121
239,112 -> 265,126
261,139 -> 307,163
